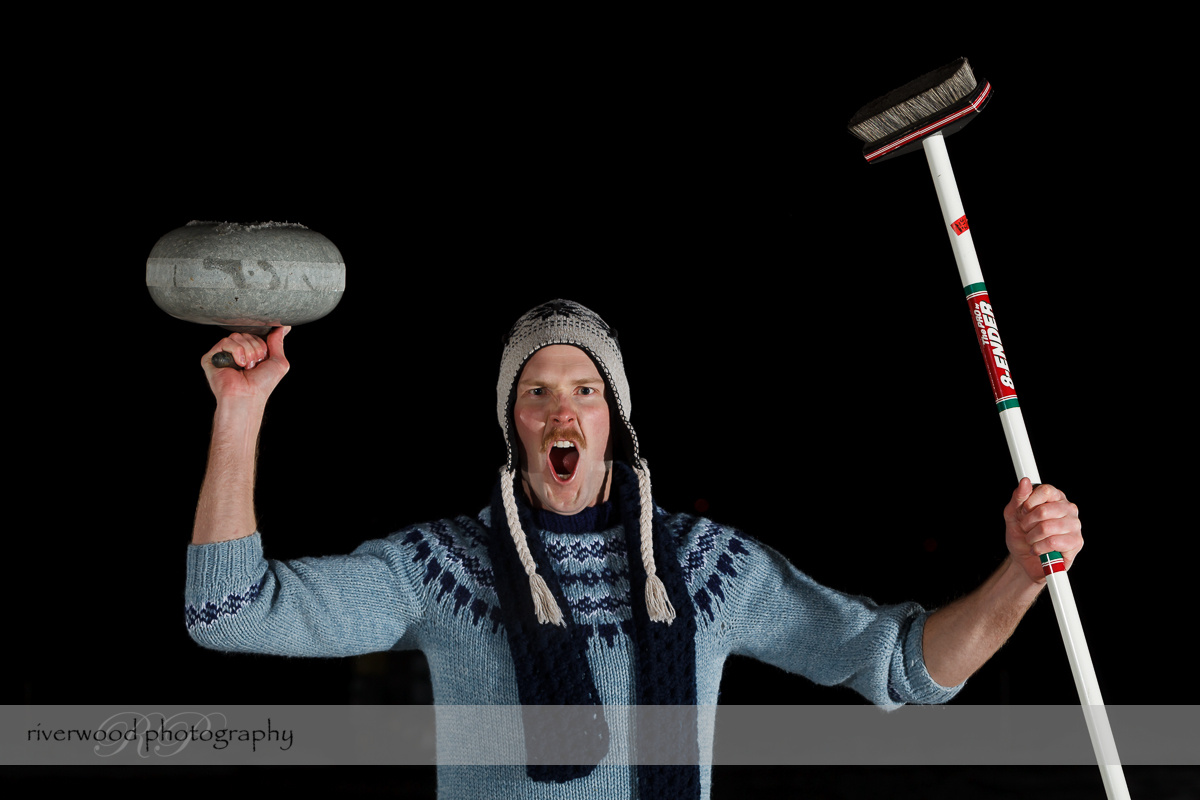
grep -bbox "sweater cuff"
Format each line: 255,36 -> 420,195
901,611 -> 965,704
186,531 -> 267,596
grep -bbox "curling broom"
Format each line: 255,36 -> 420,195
848,58 -> 1130,800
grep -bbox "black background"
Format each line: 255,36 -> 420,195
10,16 -> 1193,799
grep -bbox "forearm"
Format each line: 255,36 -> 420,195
921,556 -> 1044,688
192,397 -> 267,544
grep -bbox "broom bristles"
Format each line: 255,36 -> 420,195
848,58 -> 977,144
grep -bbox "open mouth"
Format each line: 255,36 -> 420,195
547,440 -> 580,482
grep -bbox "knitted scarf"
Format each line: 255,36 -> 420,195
485,461 -> 700,798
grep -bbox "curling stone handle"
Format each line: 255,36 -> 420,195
211,352 -> 243,370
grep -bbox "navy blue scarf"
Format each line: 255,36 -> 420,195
486,461 -> 700,798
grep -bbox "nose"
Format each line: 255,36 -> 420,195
551,395 -> 576,425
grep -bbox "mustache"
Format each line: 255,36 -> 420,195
541,426 -> 586,453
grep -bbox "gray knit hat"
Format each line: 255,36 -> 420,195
496,299 -> 675,626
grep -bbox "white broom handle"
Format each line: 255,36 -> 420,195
922,132 -> 1130,800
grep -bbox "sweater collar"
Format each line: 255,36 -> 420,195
534,499 -> 615,533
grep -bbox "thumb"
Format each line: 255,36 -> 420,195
267,326 -> 291,359
1009,477 -> 1035,518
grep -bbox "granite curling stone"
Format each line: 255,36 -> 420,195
146,221 -> 346,337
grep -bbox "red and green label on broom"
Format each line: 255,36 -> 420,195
965,283 -> 1019,412
1040,551 -> 1066,576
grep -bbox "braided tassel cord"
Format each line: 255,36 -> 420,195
500,467 -> 565,626
637,459 -> 676,624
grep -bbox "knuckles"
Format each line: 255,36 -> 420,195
1005,482 -> 1084,566
201,332 -> 285,377
1026,516 -> 1080,541
1016,498 -> 1078,529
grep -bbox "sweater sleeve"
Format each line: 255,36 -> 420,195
184,531 -> 424,657
717,532 -> 962,708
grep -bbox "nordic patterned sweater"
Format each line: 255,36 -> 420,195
185,498 -> 961,799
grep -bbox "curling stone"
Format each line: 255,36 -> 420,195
146,221 -> 345,367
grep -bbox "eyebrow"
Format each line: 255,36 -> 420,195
518,376 -> 605,389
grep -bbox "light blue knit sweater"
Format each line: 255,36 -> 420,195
185,505 -> 960,798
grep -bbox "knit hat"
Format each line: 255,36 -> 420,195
496,299 -> 676,626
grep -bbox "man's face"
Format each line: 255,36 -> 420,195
514,345 -> 613,515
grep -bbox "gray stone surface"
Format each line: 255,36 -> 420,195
146,221 -> 345,333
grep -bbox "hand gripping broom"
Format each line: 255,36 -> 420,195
848,58 -> 1129,800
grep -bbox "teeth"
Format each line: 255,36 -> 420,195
553,441 -> 575,448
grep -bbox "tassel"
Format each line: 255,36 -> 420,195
529,571 -> 566,626
645,572 -> 677,624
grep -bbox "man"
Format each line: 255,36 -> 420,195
186,299 -> 1082,799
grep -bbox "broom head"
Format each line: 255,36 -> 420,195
848,57 -> 991,164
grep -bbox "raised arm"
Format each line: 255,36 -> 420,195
703,523 -> 959,708
921,479 -> 1083,687
193,326 -> 291,545
185,326 -> 426,656
701,481 -> 1081,707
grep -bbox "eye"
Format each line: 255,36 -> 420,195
578,386 -> 596,395
528,388 -> 545,396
